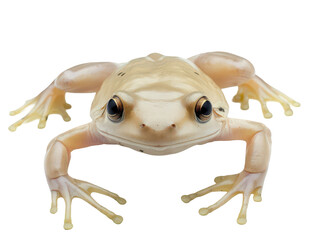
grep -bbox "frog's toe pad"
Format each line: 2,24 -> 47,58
237,217 -> 247,225
181,195 -> 192,203
50,207 -> 57,214
116,197 -> 127,205
112,215 -> 123,224
64,222 -> 73,230
198,208 -> 209,216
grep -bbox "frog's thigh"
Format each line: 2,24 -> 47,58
55,62 -> 118,93
189,52 -> 255,88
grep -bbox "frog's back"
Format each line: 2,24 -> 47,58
90,53 -> 226,120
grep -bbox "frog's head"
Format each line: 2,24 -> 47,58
92,55 -> 229,155
94,90 -> 228,155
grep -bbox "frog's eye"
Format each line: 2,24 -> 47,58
107,95 -> 124,122
195,96 -> 212,123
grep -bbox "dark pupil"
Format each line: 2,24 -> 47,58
201,101 -> 212,115
107,99 -> 118,115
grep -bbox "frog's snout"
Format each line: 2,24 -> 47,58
139,122 -> 177,132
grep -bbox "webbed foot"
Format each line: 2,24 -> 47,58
233,76 -> 300,118
9,82 -> 71,131
48,175 -> 126,230
181,171 -> 266,225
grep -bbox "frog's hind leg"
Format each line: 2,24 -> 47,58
232,75 -> 300,118
9,62 -> 118,131
189,51 -> 300,118
9,85 -> 71,131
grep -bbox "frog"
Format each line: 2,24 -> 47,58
9,52 -> 299,229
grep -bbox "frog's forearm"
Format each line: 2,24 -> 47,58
45,141 -> 70,178
55,62 -> 118,93
214,118 -> 271,172
45,123 -> 107,179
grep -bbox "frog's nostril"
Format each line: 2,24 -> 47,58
139,123 -> 176,131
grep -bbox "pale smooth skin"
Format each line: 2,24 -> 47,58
9,52 -> 299,229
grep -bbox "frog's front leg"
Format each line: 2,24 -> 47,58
45,123 -> 126,230
181,119 -> 271,224
190,52 -> 300,118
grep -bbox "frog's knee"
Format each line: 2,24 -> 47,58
46,136 -> 67,152
46,137 -> 58,151
263,125 -> 271,139
256,123 -> 271,140
55,71 -> 74,91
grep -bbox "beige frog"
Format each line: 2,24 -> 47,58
9,52 -> 299,229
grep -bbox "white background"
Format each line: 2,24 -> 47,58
1,0 -> 318,239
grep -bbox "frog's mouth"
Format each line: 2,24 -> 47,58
97,128 -> 221,154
